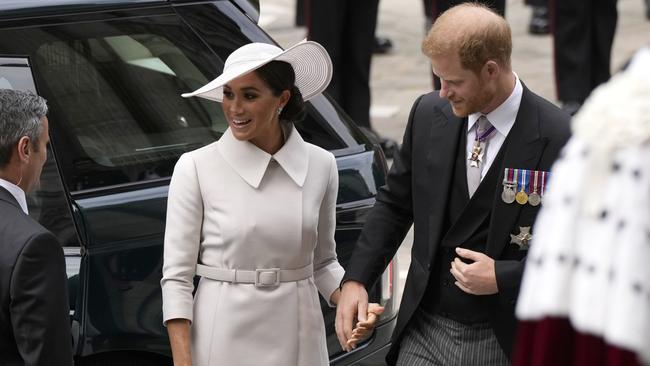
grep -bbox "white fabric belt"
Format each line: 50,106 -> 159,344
195,263 -> 313,287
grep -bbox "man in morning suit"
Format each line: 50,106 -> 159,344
0,89 -> 73,366
335,4 -> 571,365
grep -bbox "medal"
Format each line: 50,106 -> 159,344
515,190 -> 528,205
515,169 -> 528,205
501,168 -> 516,203
528,170 -> 541,206
468,121 -> 496,168
510,226 -> 533,250
502,184 -> 516,203
469,142 -> 484,168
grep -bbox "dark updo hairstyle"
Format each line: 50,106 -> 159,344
254,60 -> 306,123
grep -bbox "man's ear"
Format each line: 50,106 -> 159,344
16,136 -> 31,163
484,60 -> 500,79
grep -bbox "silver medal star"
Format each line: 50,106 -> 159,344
469,145 -> 484,167
469,152 -> 484,167
510,226 -> 532,250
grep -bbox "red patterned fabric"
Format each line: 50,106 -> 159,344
513,317 -> 642,366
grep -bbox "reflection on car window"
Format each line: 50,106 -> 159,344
28,144 -> 79,246
0,58 -> 37,92
0,57 -> 79,246
0,14 -> 226,192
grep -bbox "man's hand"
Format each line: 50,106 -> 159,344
335,281 -> 368,352
450,247 -> 498,295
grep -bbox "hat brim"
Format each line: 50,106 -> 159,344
181,40 -> 332,102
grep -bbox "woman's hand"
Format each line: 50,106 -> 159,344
344,303 -> 385,351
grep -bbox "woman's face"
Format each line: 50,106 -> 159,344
221,71 -> 289,150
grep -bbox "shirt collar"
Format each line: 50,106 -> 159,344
217,124 -> 309,189
0,178 -> 28,214
467,72 -> 523,137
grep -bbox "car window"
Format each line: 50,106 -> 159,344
0,56 -> 79,247
0,14 -> 226,192
0,57 -> 37,91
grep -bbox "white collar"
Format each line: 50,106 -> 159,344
0,178 -> 28,214
217,124 -> 309,188
467,72 -> 523,137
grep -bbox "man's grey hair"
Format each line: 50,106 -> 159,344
0,89 -> 48,168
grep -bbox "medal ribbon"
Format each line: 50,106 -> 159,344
529,170 -> 539,194
541,171 -> 550,196
519,169 -> 528,192
475,125 -> 496,142
503,168 -> 513,184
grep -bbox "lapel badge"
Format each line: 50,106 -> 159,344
510,226 -> 532,250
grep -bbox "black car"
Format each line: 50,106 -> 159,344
0,0 -> 398,365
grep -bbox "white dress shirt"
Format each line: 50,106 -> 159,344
0,177 -> 28,214
466,73 -> 523,180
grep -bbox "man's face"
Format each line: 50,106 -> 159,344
22,116 -> 49,193
431,53 -> 493,117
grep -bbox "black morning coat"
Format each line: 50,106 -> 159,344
0,186 -> 73,366
343,84 -> 572,365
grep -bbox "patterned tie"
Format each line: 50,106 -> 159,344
467,116 -> 495,197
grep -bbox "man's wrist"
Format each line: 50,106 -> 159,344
339,279 -> 364,291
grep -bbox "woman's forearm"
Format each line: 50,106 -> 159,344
167,318 -> 192,366
330,288 -> 341,305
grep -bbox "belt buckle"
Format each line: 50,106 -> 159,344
255,268 -> 280,287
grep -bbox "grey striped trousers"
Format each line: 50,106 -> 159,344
396,309 -> 510,366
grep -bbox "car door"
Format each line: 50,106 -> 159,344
0,55 -> 83,350
0,5 -> 234,357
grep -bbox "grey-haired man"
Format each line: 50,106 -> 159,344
0,89 -> 73,366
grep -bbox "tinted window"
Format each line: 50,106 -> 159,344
0,56 -> 79,246
0,57 -> 37,91
0,14 -> 224,192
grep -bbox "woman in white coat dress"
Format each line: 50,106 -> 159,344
161,40 -> 383,366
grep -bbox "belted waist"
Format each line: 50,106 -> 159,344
195,263 -> 313,287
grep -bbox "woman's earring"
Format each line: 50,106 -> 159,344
277,106 -> 283,116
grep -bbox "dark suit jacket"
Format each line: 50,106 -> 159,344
343,85 -> 571,364
0,186 -> 73,366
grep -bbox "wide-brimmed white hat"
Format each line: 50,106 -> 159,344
181,40 -> 332,102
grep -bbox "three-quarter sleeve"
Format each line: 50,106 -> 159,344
313,154 -> 344,307
160,153 -> 203,325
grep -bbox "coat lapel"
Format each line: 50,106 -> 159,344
426,102 -> 464,262
486,85 -> 549,257
217,125 -> 309,189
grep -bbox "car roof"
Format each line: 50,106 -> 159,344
0,0 -> 261,24
0,0 -> 166,12
0,0 -> 207,19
